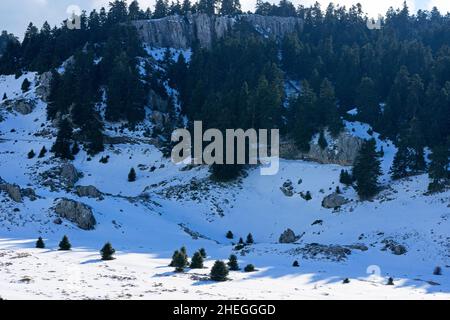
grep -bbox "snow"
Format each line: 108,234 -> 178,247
0,72 -> 449,300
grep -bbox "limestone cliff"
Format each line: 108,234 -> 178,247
280,130 -> 364,166
132,13 -> 303,49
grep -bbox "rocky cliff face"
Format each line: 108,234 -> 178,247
280,130 -> 364,166
132,14 -> 302,49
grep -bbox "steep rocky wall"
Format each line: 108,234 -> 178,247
132,13 -> 303,49
280,130 -> 364,166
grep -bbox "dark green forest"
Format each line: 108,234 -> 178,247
0,0 -> 449,194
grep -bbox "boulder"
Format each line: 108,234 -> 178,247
35,71 -> 53,101
60,163 -> 80,187
322,193 -> 350,209
54,198 -> 96,230
381,239 -> 407,255
0,183 -> 22,202
280,180 -> 294,197
279,229 -> 300,244
75,185 -> 103,199
8,99 -> 36,115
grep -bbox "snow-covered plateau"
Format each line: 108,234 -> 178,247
0,70 -> 449,300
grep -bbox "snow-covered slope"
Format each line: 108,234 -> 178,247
0,70 -> 449,300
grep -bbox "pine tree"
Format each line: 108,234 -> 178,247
428,144 -> 449,193
38,146 -> 47,158
353,139 -> 382,199
339,170 -> 353,186
153,0 -> 169,19
181,0 -> 192,14
169,250 -> 179,267
226,231 -> 234,239
246,233 -> 254,244
21,78 -> 31,93
210,260 -> 229,281
59,235 -> 71,251
51,119 -> 74,160
199,248 -> 207,259
227,254 -> 240,271
2,93 -> 6,100
198,0 -> 217,15
318,130 -> 328,150
71,142 -> 80,156
244,264 -> 256,272
390,143 -> 410,180
172,251 -> 187,272
128,167 -> 137,182
293,260 -> 300,267
356,77 -> 380,125
36,237 -> 45,249
190,252 -> 204,269
100,242 -> 116,260
219,0 -> 241,15
27,149 -> 35,159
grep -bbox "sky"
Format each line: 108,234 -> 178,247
1,0 -> 449,39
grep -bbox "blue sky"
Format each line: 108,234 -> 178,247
0,0 -> 448,39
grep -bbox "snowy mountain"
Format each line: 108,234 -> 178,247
0,66 -> 449,300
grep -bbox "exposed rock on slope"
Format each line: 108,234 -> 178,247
132,13 -> 303,49
75,185 -> 103,199
54,198 -> 96,230
279,229 -> 300,243
280,130 -> 364,166
322,193 -> 350,209
0,178 -> 37,203
1,98 -> 37,115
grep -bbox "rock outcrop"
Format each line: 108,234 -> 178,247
75,185 -> 103,199
60,163 -> 80,187
0,178 -> 37,203
279,229 -> 300,244
280,130 -> 364,166
2,98 -> 37,115
54,198 -> 96,230
280,180 -> 294,197
132,13 -> 303,49
322,193 -> 350,209
0,182 -> 22,202
35,71 -> 53,102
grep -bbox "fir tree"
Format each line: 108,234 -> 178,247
246,233 -> 254,244
390,143 -> 410,180
38,146 -> 47,158
59,235 -> 71,251
128,167 -> 137,182
353,139 -> 382,199
339,170 -> 353,186
190,251 -> 204,269
100,242 -> 116,260
199,248 -> 207,259
71,142 -> 80,156
153,0 -> 169,18
227,254 -> 240,271
51,119 -> 74,160
21,78 -> 31,92
219,0 -> 241,15
428,144 -> 449,193
318,130 -> 328,150
2,93 -> 6,100
226,231 -> 234,239
293,260 -> 299,267
244,264 -> 256,272
210,260 -> 229,281
27,149 -> 35,159
172,251 -> 187,272
36,237 -> 45,249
